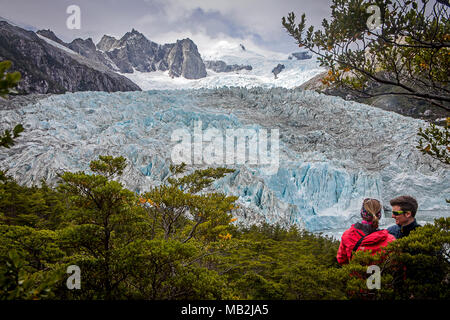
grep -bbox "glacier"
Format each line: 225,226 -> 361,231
0,87 -> 449,234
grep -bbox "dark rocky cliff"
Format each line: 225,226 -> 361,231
0,21 -> 141,94
165,38 -> 206,79
299,71 -> 449,124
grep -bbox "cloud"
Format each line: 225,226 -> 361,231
146,28 -> 275,59
0,0 -> 333,53
169,0 -> 332,37
144,0 -> 333,53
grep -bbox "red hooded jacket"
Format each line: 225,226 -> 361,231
337,223 -> 396,264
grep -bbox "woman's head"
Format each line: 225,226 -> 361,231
360,198 -> 382,228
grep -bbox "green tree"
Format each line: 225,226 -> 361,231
129,163 -> 238,299
282,0 -> 449,111
54,157 -> 237,299
141,164 -> 238,243
213,223 -> 345,299
0,225 -> 64,300
0,250 -> 62,300
384,217 -> 450,299
0,178 -> 66,228
118,239 -> 230,299
2,153 -> 446,300
56,156 -> 148,299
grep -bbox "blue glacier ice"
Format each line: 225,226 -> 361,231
1,87 -> 448,233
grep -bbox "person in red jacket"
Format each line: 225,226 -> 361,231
337,198 -> 396,265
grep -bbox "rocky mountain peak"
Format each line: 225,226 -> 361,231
95,32 -> 206,79
35,27 -> 207,80
120,28 -> 147,43
69,37 -> 96,51
96,35 -> 118,52
177,38 -> 194,44
36,29 -> 67,46
167,38 -> 206,79
177,38 -> 198,51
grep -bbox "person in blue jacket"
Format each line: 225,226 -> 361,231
387,195 -> 421,239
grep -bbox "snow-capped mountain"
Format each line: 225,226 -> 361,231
33,25 -> 323,91
1,88 -> 448,234
123,40 -> 324,90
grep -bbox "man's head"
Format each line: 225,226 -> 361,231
390,195 -> 418,226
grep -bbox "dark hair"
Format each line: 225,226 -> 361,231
390,195 -> 418,217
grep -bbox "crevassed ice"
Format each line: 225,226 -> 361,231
0,87 -> 448,232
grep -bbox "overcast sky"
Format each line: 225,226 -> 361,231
0,0 -> 332,53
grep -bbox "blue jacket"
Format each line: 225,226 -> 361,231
387,219 -> 421,239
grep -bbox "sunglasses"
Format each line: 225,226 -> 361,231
392,210 -> 406,216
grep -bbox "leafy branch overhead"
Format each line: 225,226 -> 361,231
282,0 -> 450,111
0,60 -> 23,149
0,59 -> 23,183
0,60 -> 21,98
417,117 -> 450,165
0,124 -> 24,149
417,117 -> 450,203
